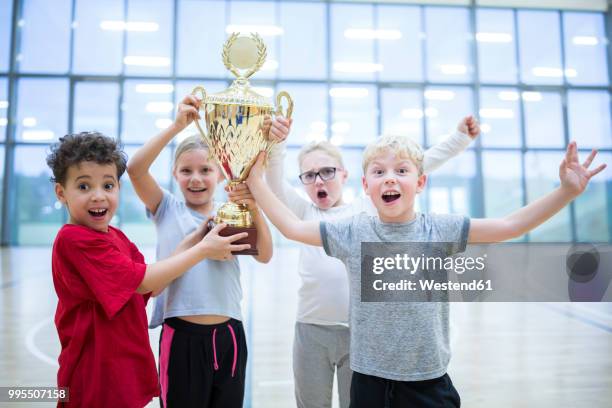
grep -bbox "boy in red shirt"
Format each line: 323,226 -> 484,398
47,132 -> 251,407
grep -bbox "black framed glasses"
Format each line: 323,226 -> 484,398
298,167 -> 339,185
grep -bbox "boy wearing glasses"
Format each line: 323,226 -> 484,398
264,117 -> 480,408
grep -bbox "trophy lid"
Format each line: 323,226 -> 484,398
205,33 -> 274,109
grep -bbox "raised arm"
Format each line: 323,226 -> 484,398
423,115 -> 479,173
265,140 -> 311,218
263,116 -> 312,219
469,142 -> 606,243
247,152 -> 322,247
127,94 -> 201,214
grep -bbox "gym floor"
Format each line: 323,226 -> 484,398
1,246 -> 611,408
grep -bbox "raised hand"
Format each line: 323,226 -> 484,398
174,94 -> 202,130
559,141 -> 607,196
226,182 -> 257,210
263,115 -> 293,143
270,117 -> 292,143
246,151 -> 266,186
457,115 -> 480,139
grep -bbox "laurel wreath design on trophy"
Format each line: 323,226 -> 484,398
222,32 -> 267,79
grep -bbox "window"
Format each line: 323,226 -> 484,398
73,0 -> 123,75
427,151 -> 476,216
482,152 -> 523,217
425,86 -> 473,147
330,84 -> 377,145
279,2 -> 326,80
0,145 -> 4,233
74,82 -> 120,137
0,1 -> 609,248
567,90 -> 611,149
0,0 -> 12,72
425,7 -> 473,83
177,0 -> 227,78
278,82 -> 328,146
518,11 -> 563,85
378,5 -> 423,82
121,79 -> 174,142
381,88 -> 424,145
523,91 -> 564,148
15,78 -> 69,143
18,0 -> 72,73
331,3 -> 377,82
563,12 -> 608,86
14,146 -> 63,245
124,0 -> 173,77
479,87 -> 521,148
476,9 -> 517,84
0,78 -> 7,141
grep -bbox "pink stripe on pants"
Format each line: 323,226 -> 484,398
159,323 -> 175,407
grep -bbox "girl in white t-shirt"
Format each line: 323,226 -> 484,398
265,116 -> 480,408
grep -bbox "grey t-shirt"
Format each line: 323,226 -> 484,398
320,212 -> 470,381
148,189 -> 242,329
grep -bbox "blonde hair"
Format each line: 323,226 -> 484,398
298,140 -> 345,170
362,134 -> 424,175
173,134 -> 211,168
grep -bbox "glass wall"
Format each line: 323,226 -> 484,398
0,0 -> 610,246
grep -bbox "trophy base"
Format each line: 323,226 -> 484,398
207,220 -> 259,256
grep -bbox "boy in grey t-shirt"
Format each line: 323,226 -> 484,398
246,133 -> 605,407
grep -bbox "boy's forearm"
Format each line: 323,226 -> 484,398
128,124 -> 182,177
137,244 -> 206,294
249,177 -> 301,239
505,187 -> 576,238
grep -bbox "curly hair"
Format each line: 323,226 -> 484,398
46,132 -> 128,185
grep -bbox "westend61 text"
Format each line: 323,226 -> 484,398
372,279 -> 493,292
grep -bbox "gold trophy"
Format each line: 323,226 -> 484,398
192,33 -> 293,255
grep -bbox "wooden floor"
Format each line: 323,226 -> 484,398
1,246 -> 611,408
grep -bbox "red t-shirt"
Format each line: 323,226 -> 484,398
52,224 -> 159,408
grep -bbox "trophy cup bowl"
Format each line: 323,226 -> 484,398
191,33 -> 293,255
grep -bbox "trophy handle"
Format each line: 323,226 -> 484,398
191,86 -> 208,141
275,91 -> 294,119
263,91 -> 294,159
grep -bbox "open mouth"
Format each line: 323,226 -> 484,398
188,187 -> 207,193
317,190 -> 328,199
88,208 -> 108,217
382,191 -> 401,203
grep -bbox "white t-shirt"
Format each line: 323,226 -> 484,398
265,132 -> 472,326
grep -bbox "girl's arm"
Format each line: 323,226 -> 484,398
423,115 -> 479,174
226,183 -> 273,263
127,94 -> 201,214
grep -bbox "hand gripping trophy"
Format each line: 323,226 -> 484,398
191,33 -> 293,255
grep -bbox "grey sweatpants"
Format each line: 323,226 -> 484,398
293,322 -> 352,408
